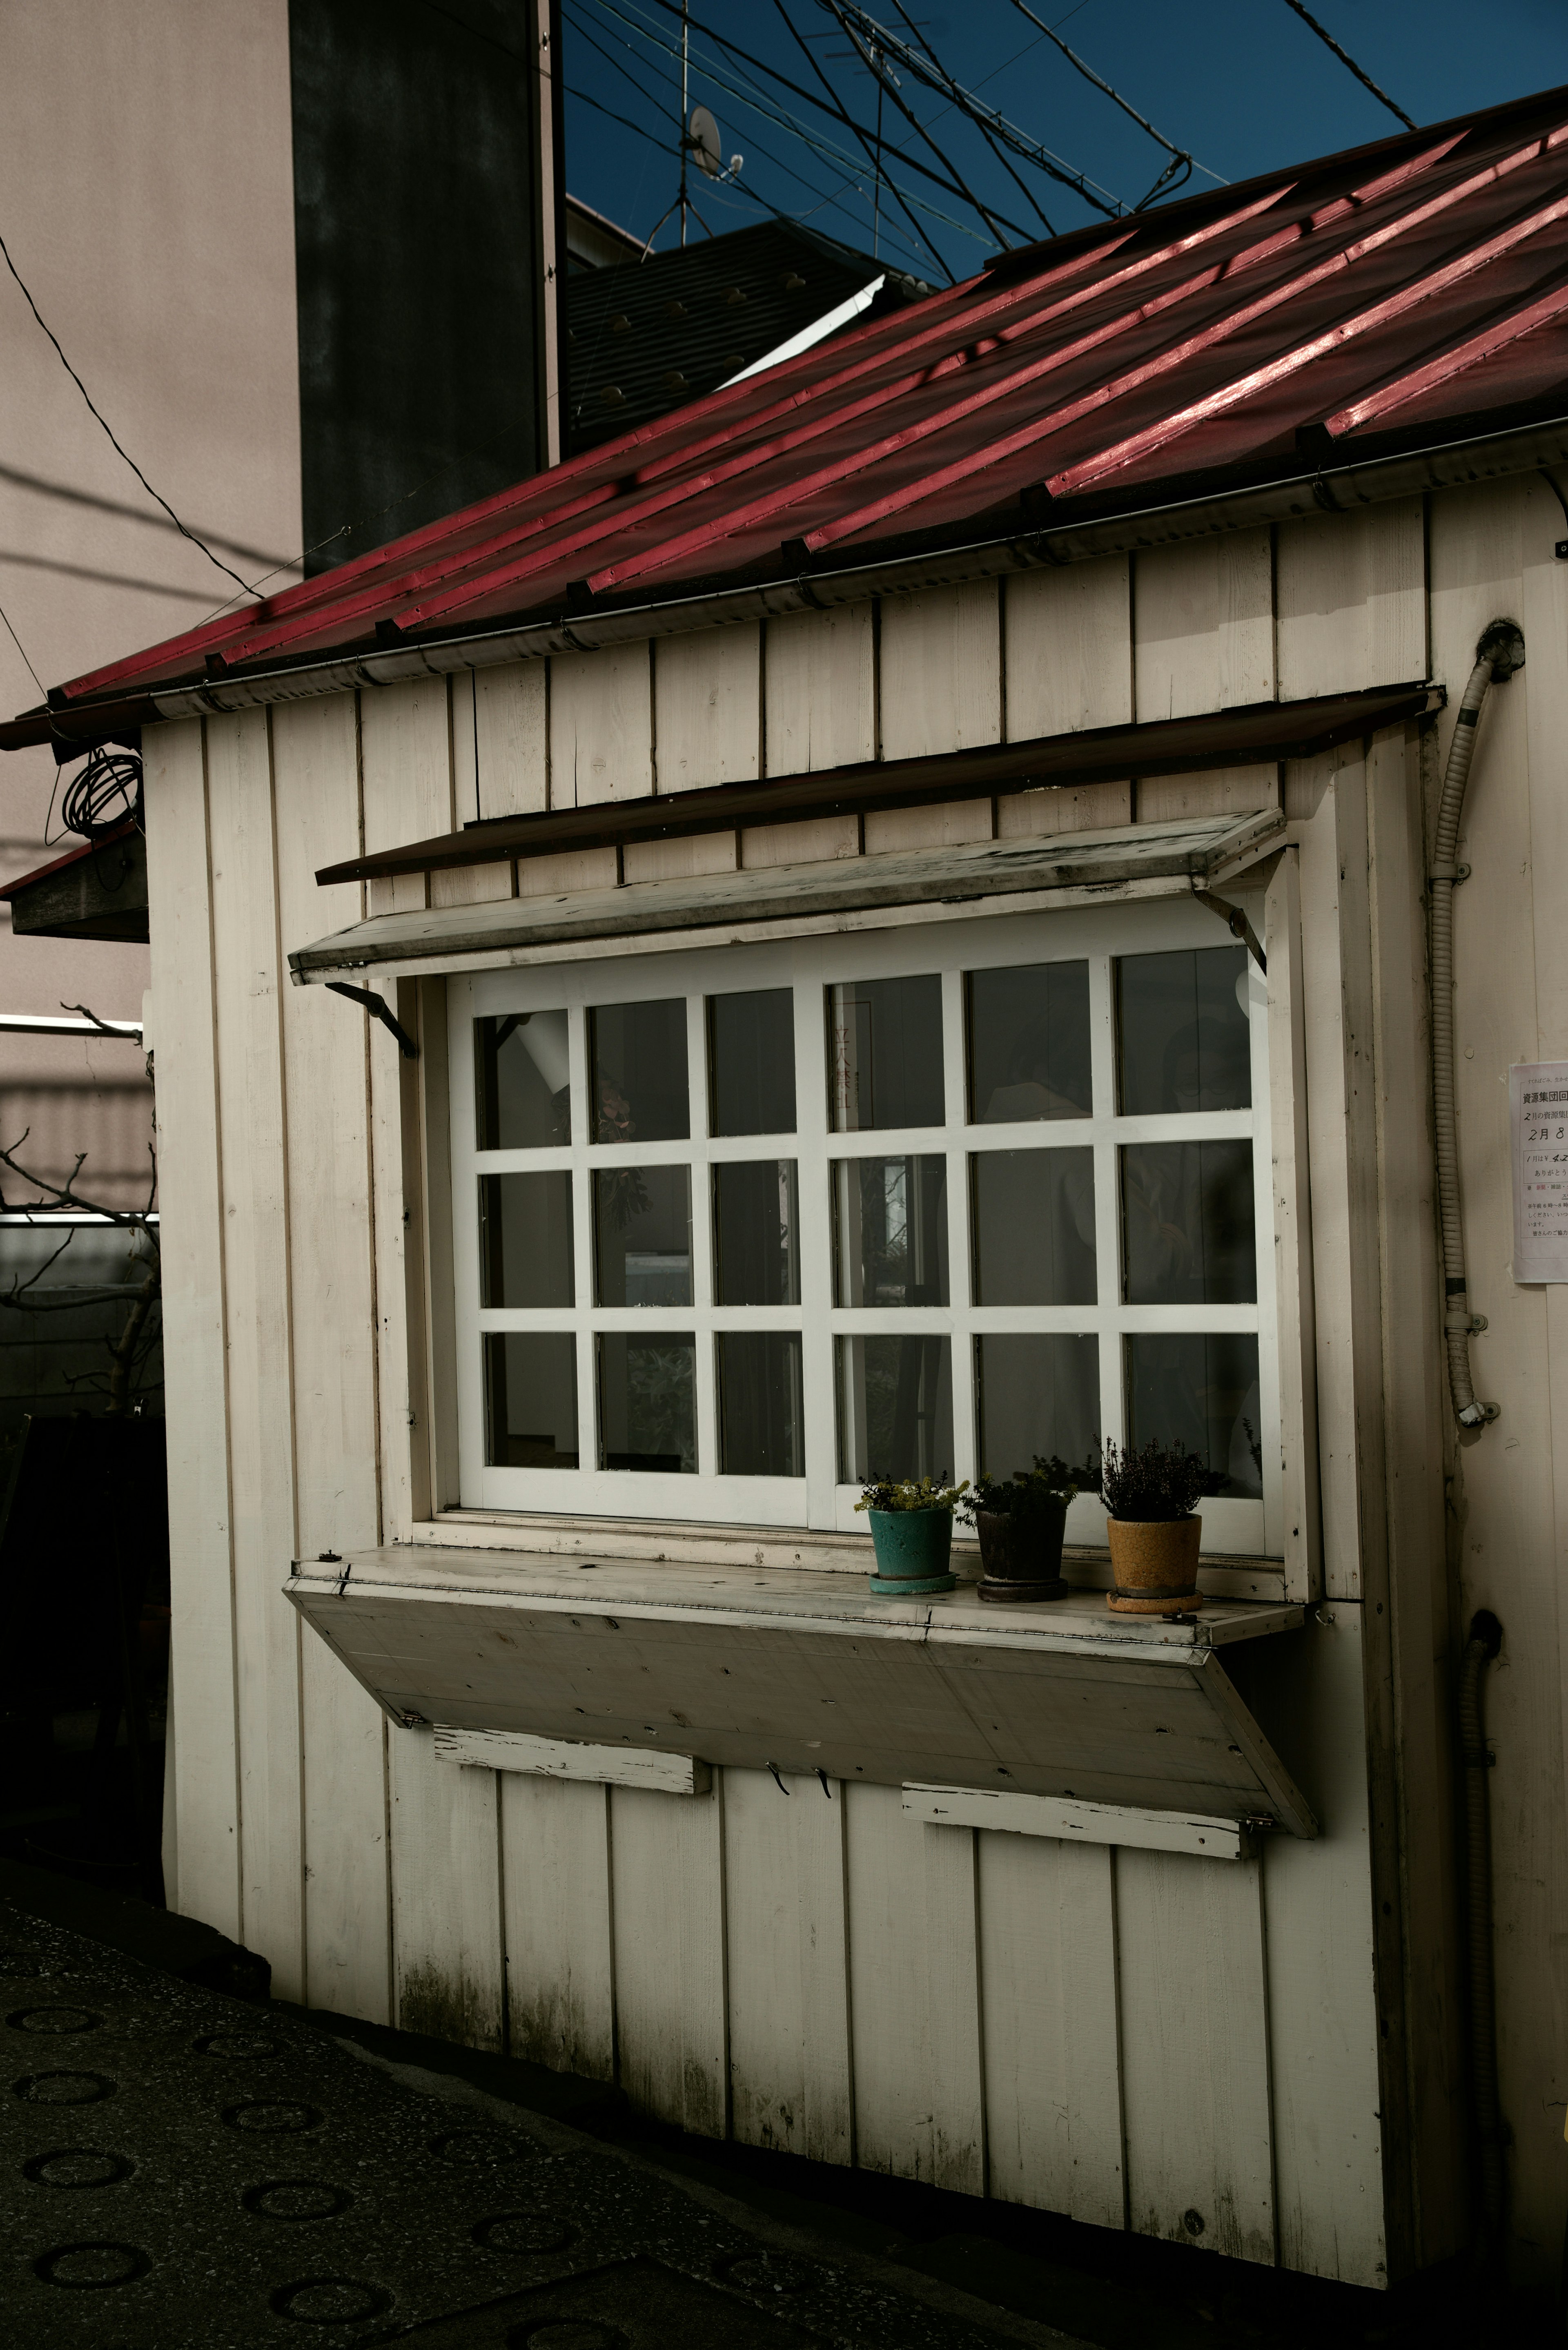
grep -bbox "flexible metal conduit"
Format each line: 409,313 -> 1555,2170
1459,1609 -> 1505,2257
1430,621 -> 1525,1427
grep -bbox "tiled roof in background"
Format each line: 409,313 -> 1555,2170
11,82 -> 1568,745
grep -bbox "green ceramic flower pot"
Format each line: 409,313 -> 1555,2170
866,1507 -> 957,1596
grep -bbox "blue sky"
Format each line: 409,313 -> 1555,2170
561,0 -> 1568,281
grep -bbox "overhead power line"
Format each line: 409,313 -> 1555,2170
1002,0 -> 1226,203
0,227 -> 253,598
1281,1 -> 1417,132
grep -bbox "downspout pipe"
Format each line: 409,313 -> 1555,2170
1458,1608 -> 1505,2261
1430,621 -> 1525,1427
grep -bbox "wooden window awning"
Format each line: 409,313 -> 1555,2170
290,807 -> 1285,980
287,1548 -> 1316,1835
316,680 -> 1440,888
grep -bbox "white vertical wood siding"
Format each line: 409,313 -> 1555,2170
148,495 -> 1519,2296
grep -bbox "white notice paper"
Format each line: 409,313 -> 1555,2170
1511,1061 -> 1568,1283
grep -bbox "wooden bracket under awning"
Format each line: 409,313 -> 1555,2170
285,1548 -> 1318,1837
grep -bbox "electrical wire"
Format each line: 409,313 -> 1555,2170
0,598 -> 45,699
826,3 -> 1021,250
886,0 -> 1056,237
59,747 -> 143,843
0,227 -> 253,598
1281,0 -> 1417,132
1002,0 -> 1223,191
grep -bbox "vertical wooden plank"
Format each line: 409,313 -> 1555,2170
143,716 -> 241,1944
998,780 -> 1132,840
272,691 -> 391,2023
451,669 -> 479,825
1116,1846 -> 1276,2267
1275,500 -> 1425,699
846,1782 -> 984,2194
205,705 -> 303,1999
359,675 -> 454,911
978,1833 -> 1124,2229
1004,556 -> 1132,740
765,603 -> 875,774
864,800 -> 993,854
1265,850 -> 1321,1602
655,623 -> 761,792
550,643 -> 652,807
390,1728 -> 503,2050
723,1766 -> 853,2166
1133,531 -> 1274,719
1137,765 -> 1279,826
878,583 -> 1000,761
500,1774 -> 615,2082
474,659 -> 548,819
611,1776 -> 728,2136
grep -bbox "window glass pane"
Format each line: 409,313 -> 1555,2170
591,999 -> 689,1144
1116,945 -> 1250,1114
474,1011 -> 571,1148
595,1166 -> 692,1307
976,1334 -> 1099,1480
838,1336 -> 953,1484
713,1161 -> 800,1306
599,1333 -> 696,1472
833,1155 -> 948,1307
479,1172 -> 574,1308
971,1148 -> 1096,1305
717,1333 -> 804,1476
709,989 -> 796,1136
827,976 -> 944,1131
1125,1333 -> 1262,1498
967,961 -> 1091,1121
484,1333 -> 579,1468
1122,1141 -> 1256,1303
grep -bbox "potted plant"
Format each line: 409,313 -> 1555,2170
1089,1437 -> 1224,1616
959,1456 -> 1080,1603
855,1475 -> 968,1597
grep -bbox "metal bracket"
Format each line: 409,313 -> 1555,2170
1190,881 -> 1266,973
1429,861 -> 1471,885
326,981 -> 418,1058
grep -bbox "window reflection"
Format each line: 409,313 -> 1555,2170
971,1148 -> 1096,1305
484,1333 -> 579,1469
1125,1333 -> 1262,1497
709,989 -> 797,1136
595,1166 -> 692,1307
1116,946 -> 1251,1114
714,1161 -> 800,1306
976,1334 -> 1098,1480
599,1333 -> 696,1472
590,999 -> 689,1144
827,976 -> 944,1131
967,962 -> 1091,1122
475,1011 -> 571,1148
717,1333 -> 804,1476
479,1172 -> 575,1309
834,1155 -> 948,1307
838,1336 -> 953,1483
1121,1142 -> 1256,1304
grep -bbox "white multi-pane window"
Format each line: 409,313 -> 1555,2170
449,898 -> 1280,1554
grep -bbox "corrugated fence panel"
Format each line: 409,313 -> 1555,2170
205,705 -> 303,1998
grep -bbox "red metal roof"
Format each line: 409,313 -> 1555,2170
14,85 -> 1568,741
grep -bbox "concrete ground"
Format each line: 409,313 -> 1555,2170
0,1865 -> 1552,2348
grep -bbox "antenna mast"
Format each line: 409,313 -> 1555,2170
679,0 -> 690,247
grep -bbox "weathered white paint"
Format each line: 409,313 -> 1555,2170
434,1724 -> 711,1794
904,1783 -> 1254,1860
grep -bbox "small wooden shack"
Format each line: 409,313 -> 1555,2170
11,84 -> 1568,2301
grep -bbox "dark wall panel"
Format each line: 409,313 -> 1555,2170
289,0 -> 554,574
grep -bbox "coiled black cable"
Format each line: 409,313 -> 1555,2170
59,747 -> 143,843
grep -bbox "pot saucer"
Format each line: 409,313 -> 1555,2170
978,1575 -> 1070,1603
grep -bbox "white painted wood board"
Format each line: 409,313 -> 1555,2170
654,623 -> 761,792
143,717 -> 241,1946
766,602 -> 874,774
500,1772 -> 615,2081
1264,849 -> 1322,1603
474,659 -> 548,819
610,1777 -> 728,2136
550,642 -> 652,806
905,1784 -> 1250,1860
359,675 -> 455,912
206,705 -> 303,1998
1275,501 -> 1425,700
878,582 -> 1000,761
978,1830 -> 1125,2227
389,1725 -> 503,2050
435,1724 -> 710,1793
846,1781 -> 984,2193
723,1765 -> 853,2165
1134,533 -> 1274,720
1004,557 -> 1131,740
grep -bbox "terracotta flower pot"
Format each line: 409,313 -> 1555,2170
866,1507 -> 957,1597
1105,1515 -> 1202,1615
975,1503 -> 1069,1603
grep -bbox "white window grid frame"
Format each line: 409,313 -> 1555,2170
449,897 -> 1281,1556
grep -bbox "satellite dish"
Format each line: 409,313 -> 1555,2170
688,105 -> 722,178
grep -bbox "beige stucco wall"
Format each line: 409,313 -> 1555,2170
0,0 -> 301,1208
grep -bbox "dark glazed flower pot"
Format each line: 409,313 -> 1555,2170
866,1508 -> 957,1597
975,1503 -> 1070,1603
